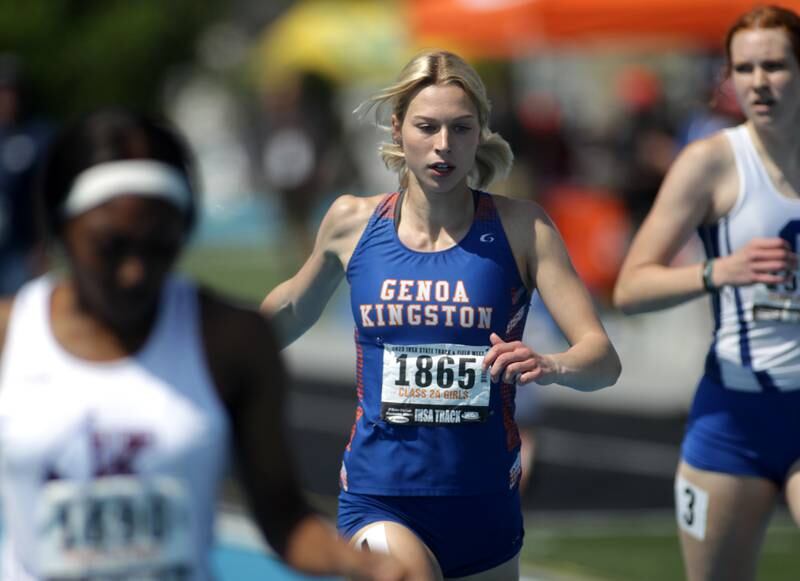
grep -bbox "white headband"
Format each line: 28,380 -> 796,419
63,159 -> 192,217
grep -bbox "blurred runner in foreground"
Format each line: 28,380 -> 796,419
0,107 -> 406,581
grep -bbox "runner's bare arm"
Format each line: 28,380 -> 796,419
261,194 -> 381,347
203,292 -> 406,580
528,203 -> 620,389
487,197 -> 620,391
615,134 -> 797,315
613,136 -> 729,313
0,299 -> 12,355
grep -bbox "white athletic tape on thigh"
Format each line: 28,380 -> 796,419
675,475 -> 709,540
64,160 -> 192,217
355,523 -> 390,554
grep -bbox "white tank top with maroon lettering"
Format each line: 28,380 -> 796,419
0,274 -> 230,580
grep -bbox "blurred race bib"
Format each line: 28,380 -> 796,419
36,476 -> 192,580
753,277 -> 800,323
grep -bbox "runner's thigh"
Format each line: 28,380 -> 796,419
784,459 -> 800,526
676,461 -> 778,581
352,520 -> 443,581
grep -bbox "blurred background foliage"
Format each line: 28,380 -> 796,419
0,0 -> 223,118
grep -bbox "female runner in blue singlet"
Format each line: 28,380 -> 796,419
262,51 -> 621,580
0,108 -> 405,581
614,7 -> 800,581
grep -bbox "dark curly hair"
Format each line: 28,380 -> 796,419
37,107 -> 198,240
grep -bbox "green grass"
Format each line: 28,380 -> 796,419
179,244 -> 290,305
520,513 -> 800,581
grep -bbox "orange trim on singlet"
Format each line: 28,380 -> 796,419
375,192 -> 400,221
474,190 -> 497,222
501,382 -> 521,451
346,328 -> 366,453
354,328 -> 365,402
501,284 -> 527,451
345,406 -> 363,453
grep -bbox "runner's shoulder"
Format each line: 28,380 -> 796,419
489,193 -> 551,241
675,131 -> 735,179
321,193 -> 388,244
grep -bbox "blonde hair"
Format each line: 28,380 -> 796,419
356,50 -> 513,190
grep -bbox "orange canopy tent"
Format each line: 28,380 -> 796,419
408,0 -> 800,58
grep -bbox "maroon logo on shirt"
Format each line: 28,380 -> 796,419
45,430 -> 153,481
91,432 -> 152,476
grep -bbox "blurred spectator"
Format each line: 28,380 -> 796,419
488,78 -> 573,202
515,91 -> 573,196
613,65 -> 677,228
542,184 -> 631,305
677,76 -> 744,149
259,71 -> 360,259
0,54 -> 51,294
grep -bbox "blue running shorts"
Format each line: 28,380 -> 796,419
337,489 -> 523,577
682,375 -> 800,485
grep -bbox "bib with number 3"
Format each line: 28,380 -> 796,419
381,343 -> 491,426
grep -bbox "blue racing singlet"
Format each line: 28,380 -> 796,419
341,190 -> 530,495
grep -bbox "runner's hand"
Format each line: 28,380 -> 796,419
482,332 -> 559,385
717,237 -> 798,287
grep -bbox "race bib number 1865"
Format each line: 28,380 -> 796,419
381,343 -> 491,426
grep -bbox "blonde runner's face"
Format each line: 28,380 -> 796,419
730,28 -> 800,129
394,83 -> 480,197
